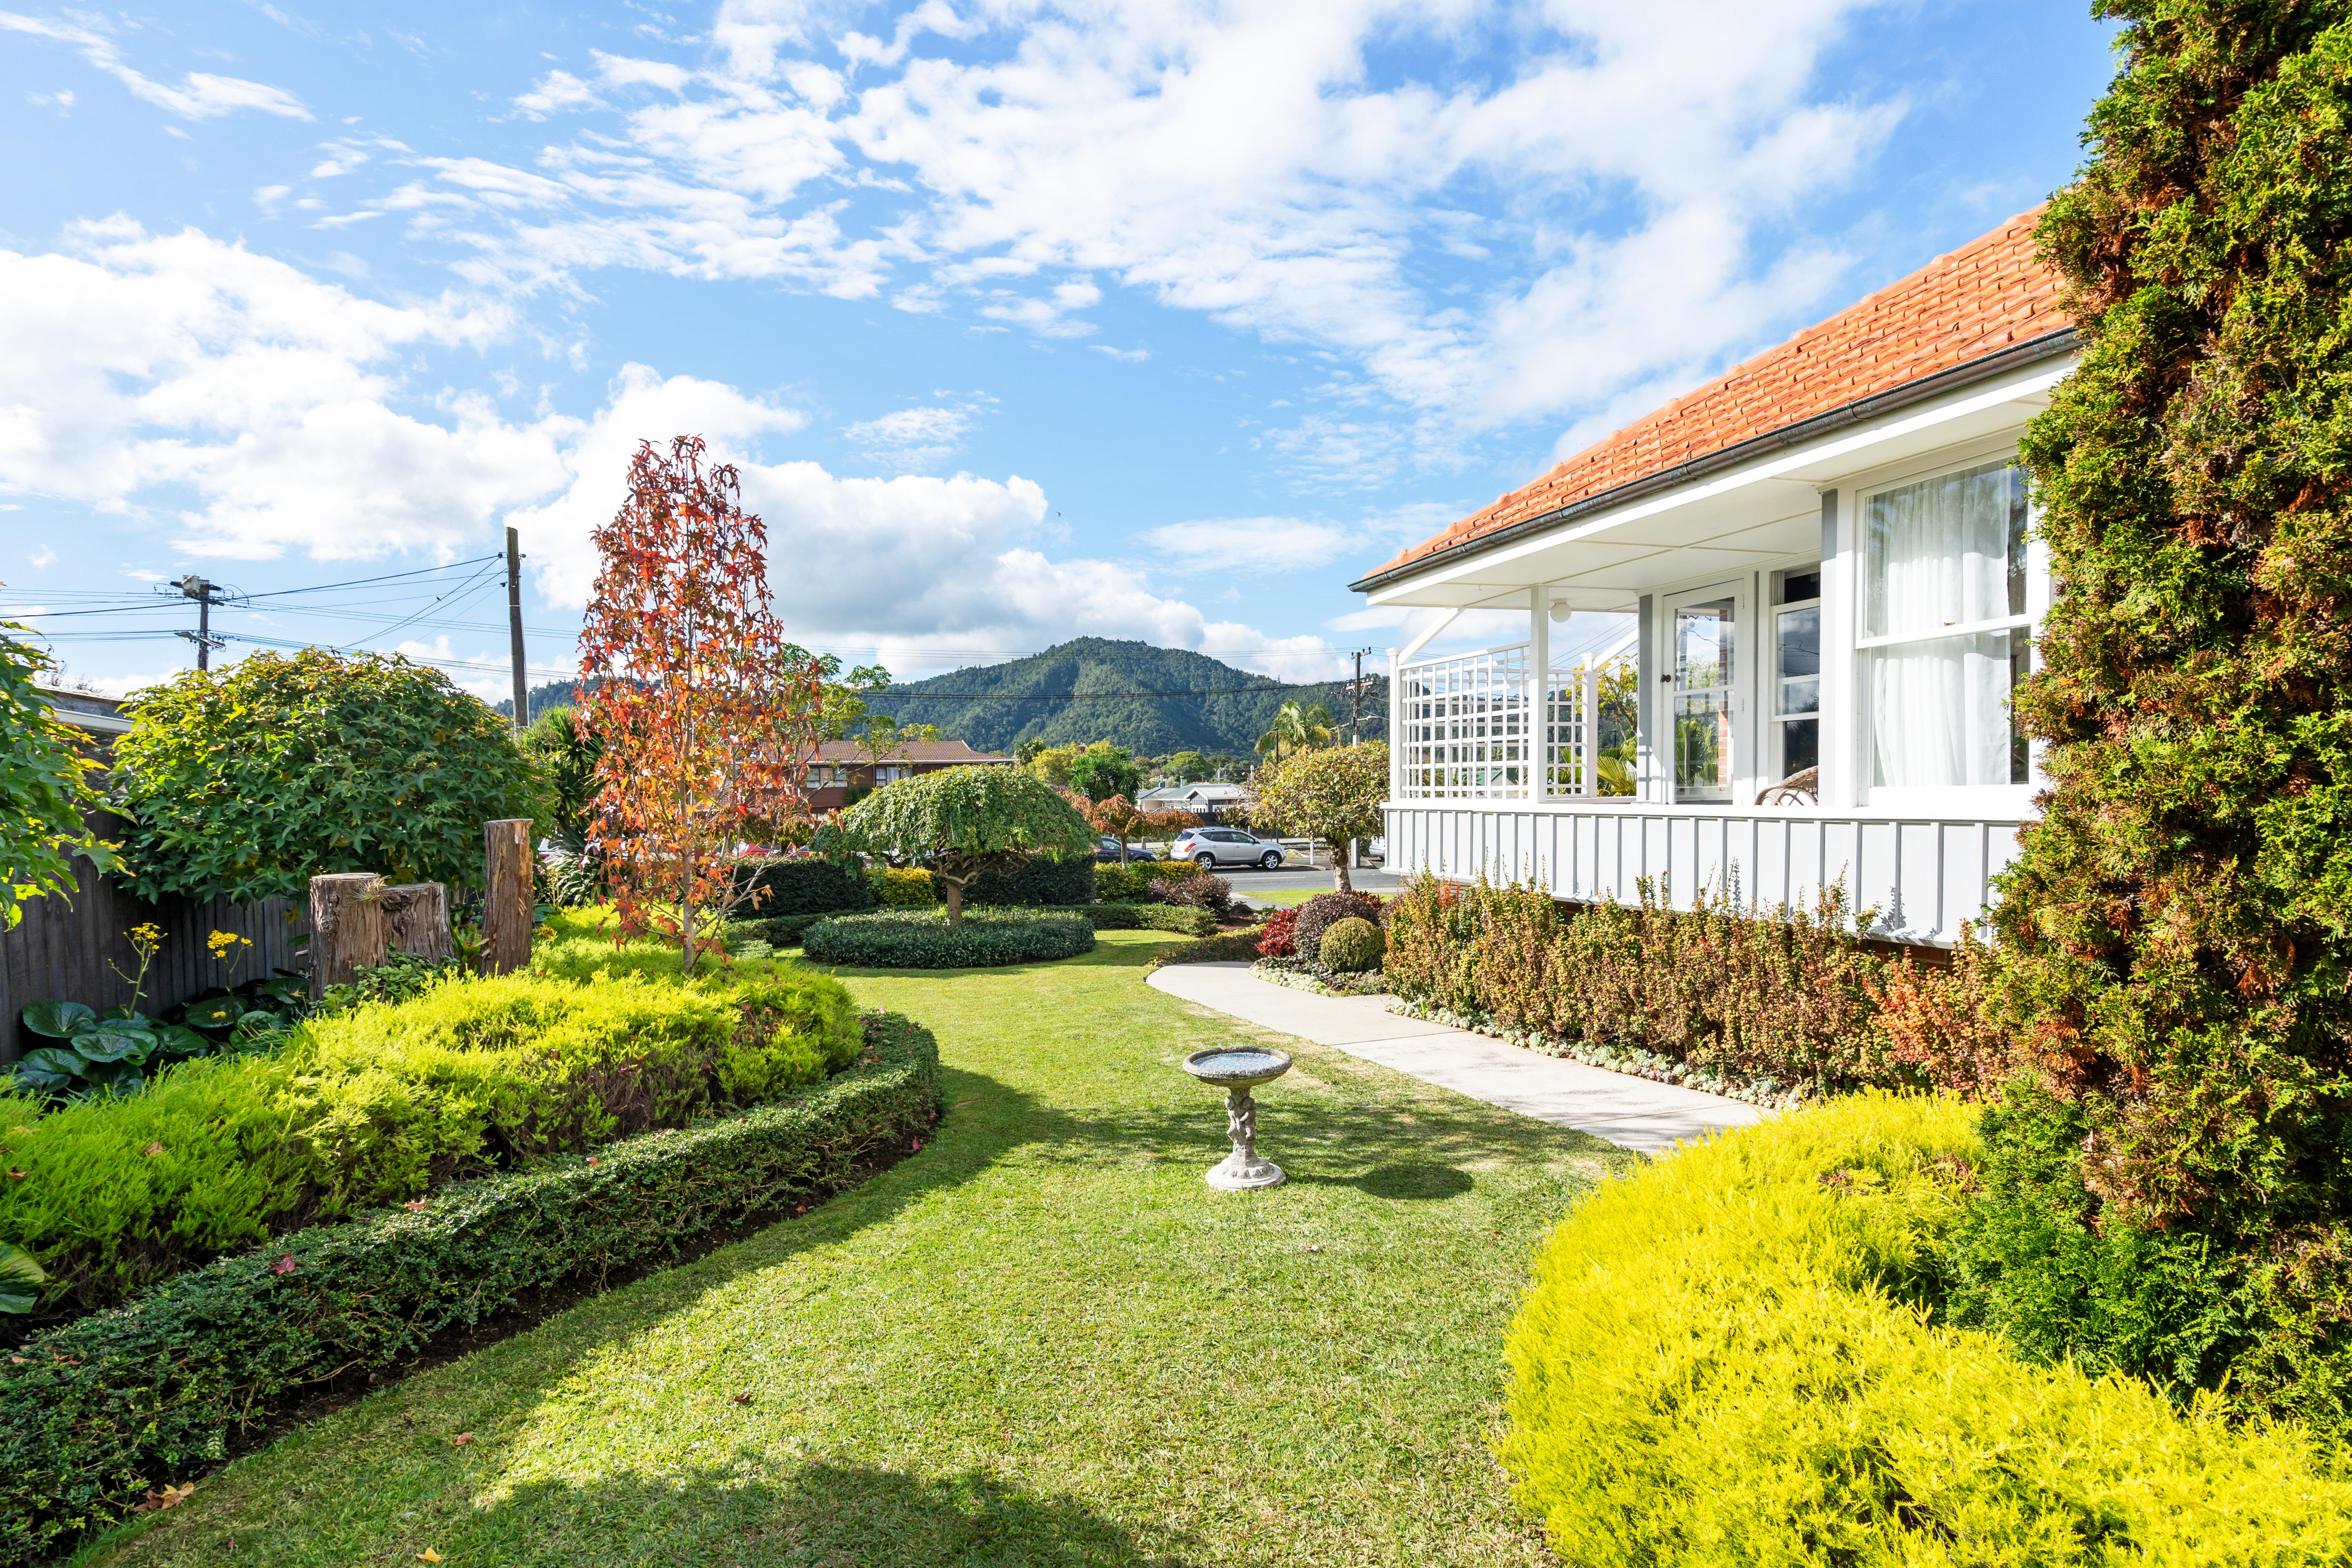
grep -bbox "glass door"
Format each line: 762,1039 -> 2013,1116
1668,591 -> 1738,803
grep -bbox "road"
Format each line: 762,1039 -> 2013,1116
1181,860 -> 1403,906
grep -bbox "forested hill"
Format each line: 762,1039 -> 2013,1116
862,639 -> 1387,756
495,639 -> 1386,757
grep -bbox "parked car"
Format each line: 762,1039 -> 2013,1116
1093,835 -> 1156,862
1171,826 -> 1286,870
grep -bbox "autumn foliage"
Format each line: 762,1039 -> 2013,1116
577,436 -> 829,967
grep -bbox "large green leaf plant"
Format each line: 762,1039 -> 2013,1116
0,619 -> 116,930
111,649 -> 540,903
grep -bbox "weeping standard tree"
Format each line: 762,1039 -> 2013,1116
840,765 -> 1093,924
1957,0 -> 2352,1426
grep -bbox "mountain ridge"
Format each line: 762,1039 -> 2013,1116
497,638 -> 1387,758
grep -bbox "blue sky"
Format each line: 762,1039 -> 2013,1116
0,0 -> 2117,702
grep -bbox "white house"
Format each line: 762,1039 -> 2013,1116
1139,781 -> 1253,823
1354,210 -> 2072,947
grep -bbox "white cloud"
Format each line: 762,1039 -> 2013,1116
26,544 -> 55,567
512,368 -> 1341,679
843,402 -> 971,472
0,12 -> 311,120
0,219 -> 553,559
1140,516 -> 1358,573
357,0 -> 1901,459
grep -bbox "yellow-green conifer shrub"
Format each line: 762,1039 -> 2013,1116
1500,1095 -> 2352,1564
0,967 -> 859,1315
870,864 -> 942,906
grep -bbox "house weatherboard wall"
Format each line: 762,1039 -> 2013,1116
1353,210 -> 2070,947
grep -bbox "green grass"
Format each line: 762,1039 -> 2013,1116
1236,885 -> 1344,908
77,932 -> 1633,1568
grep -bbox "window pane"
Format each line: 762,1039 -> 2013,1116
1775,604 -> 1819,716
1673,599 -> 1733,802
1778,569 -> 1821,605
1870,629 -> 2019,788
1866,461 -> 2023,637
1780,717 -> 1818,777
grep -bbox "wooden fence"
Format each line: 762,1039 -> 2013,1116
1,811 -> 302,1066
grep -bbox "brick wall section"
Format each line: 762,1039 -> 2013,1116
1361,207 -> 2068,581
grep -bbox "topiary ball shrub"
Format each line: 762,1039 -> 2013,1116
1293,891 -> 1383,961
801,909 -> 1094,969
1318,916 -> 1384,973
869,866 -> 940,907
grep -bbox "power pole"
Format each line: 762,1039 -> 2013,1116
172,574 -> 228,669
505,526 -> 529,731
1348,648 -> 1372,745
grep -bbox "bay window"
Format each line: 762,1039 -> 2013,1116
1861,459 -> 2031,791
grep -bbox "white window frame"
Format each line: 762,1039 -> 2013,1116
1768,565 -> 1823,788
1848,442 -> 2046,816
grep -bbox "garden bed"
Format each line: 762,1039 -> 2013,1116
1250,956 -> 1386,998
1389,996 -> 1803,1109
0,1011 -> 940,1568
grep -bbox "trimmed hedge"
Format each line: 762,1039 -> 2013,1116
0,1012 -> 940,1568
0,967 -> 859,1316
1143,928 -> 1268,969
1501,1094 -> 2352,1562
801,909 -> 1095,969
964,854 -> 1095,907
729,855 -> 873,918
1036,902 -> 1216,938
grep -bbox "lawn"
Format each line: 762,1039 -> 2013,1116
76,932 -> 1634,1568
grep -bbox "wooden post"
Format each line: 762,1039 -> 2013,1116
483,820 -> 534,975
308,872 -> 386,1000
380,882 -> 455,963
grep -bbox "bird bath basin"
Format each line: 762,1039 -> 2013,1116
1182,1046 -> 1292,1191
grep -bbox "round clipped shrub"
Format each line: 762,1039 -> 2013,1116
1317,916 -> 1384,972
801,908 -> 1093,969
1293,890 -> 1383,961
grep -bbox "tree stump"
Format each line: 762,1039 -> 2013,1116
380,882 -> 455,963
483,819 -> 534,975
308,872 -> 386,1000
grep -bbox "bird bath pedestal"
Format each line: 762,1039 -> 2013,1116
1182,1046 -> 1292,1191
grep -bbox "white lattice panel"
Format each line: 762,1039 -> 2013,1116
1397,643 -> 1532,799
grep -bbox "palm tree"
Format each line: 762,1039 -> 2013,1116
1256,699 -> 1340,767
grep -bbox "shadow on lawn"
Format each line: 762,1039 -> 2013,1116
453,1460 -> 1197,1568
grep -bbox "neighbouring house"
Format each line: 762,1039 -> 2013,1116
1354,209 -> 2069,947
804,738 -> 1013,812
1138,781 -> 1251,825
35,684 -> 132,752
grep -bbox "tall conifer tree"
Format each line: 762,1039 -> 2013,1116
1965,0 -> 2352,1422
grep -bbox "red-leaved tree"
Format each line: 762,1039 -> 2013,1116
577,435 -> 829,969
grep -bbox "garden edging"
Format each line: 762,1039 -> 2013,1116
0,1011 -> 941,1568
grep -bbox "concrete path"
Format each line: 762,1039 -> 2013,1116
1146,963 -> 1765,1155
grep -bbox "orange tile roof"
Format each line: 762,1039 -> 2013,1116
1357,207 -> 2069,585
812,739 -> 1012,765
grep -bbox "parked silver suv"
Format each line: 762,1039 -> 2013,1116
1171,826 -> 1286,870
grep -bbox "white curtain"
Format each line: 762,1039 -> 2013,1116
1867,463 -> 2017,787
1872,632 -> 2013,786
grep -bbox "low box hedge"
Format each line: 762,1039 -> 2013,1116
1143,928 -> 1269,969
801,909 -> 1095,969
0,1011 -> 940,1568
1024,902 -> 1215,938
1501,1093 -> 2352,1561
0,966 -> 860,1317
